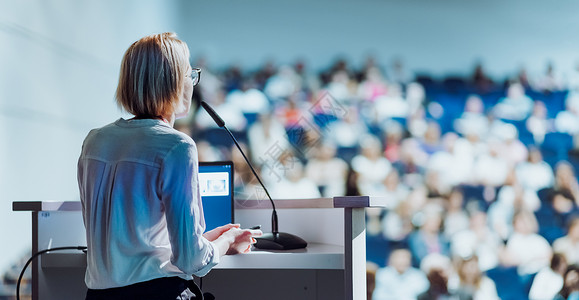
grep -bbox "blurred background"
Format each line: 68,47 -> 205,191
2,0 -> 579,299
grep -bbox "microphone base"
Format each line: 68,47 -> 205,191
254,232 -> 308,250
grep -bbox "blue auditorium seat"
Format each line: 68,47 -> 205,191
366,235 -> 391,268
243,112 -> 259,126
567,154 -> 579,177
486,266 -> 529,300
479,90 -> 505,109
541,132 -> 573,167
432,94 -> 466,133
200,128 -> 247,149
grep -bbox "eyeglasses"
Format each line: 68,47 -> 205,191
187,68 -> 201,86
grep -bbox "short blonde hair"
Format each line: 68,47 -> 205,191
116,32 -> 190,117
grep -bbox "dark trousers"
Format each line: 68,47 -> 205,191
86,277 -> 200,300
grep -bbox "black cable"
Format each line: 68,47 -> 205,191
17,246 -> 87,300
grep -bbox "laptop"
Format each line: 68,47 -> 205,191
198,161 -> 234,231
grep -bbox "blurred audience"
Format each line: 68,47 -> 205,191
182,57 -> 579,300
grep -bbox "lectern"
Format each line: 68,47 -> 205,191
13,196 -> 385,300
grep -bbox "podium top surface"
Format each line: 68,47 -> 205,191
13,196 -> 386,212
13,201 -> 82,212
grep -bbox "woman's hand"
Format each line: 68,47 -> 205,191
224,227 -> 263,255
204,224 -> 240,242
212,227 -> 263,256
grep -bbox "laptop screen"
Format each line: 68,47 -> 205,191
198,161 -> 234,231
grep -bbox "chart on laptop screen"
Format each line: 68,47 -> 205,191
198,161 -> 234,231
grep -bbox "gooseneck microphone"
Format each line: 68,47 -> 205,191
200,101 -> 307,250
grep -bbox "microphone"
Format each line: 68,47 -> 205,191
200,101 -> 307,250
200,101 -> 225,128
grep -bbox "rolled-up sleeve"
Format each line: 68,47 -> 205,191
159,141 -> 219,277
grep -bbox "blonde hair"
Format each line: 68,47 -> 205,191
116,32 -> 190,117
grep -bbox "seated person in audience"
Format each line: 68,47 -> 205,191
372,248 -> 429,300
496,123 -> 528,167
419,121 -> 443,157
357,66 -> 388,102
454,94 -> 490,138
500,167 -> 541,211
383,120 -> 404,163
487,168 -> 540,239
442,188 -> 470,239
247,112 -> 290,167
393,138 -> 427,187
555,105 -> 579,137
408,206 -> 450,267
455,255 -> 500,300
516,146 -> 555,193
367,170 -> 410,235
305,141 -> 348,197
417,254 -> 455,300
227,79 -> 270,115
451,211 -> 503,272
501,210 -> 552,288
382,197 -> 415,244
275,94 -> 306,129
553,162 -> 579,206
424,170 -> 448,199
473,139 -> 509,187
270,158 -> 321,199
529,253 -> 567,300
407,107 -> 429,139
374,169 -> 410,209
553,217 -> 579,265
493,82 -> 534,121
555,92 -> 579,135
406,82 -> 426,116
427,132 -> 476,188
326,106 -> 368,162
351,134 -> 392,195
526,101 -> 550,145
555,265 -> 579,300
374,83 -> 409,120
263,65 -> 300,102
536,190 -> 579,244
325,70 -> 356,103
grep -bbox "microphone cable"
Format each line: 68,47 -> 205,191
16,246 -> 87,300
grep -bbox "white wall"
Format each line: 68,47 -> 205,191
0,0 -> 180,272
182,0 -> 579,78
1,0 -> 579,274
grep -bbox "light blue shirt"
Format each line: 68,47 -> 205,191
78,118 -> 219,289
